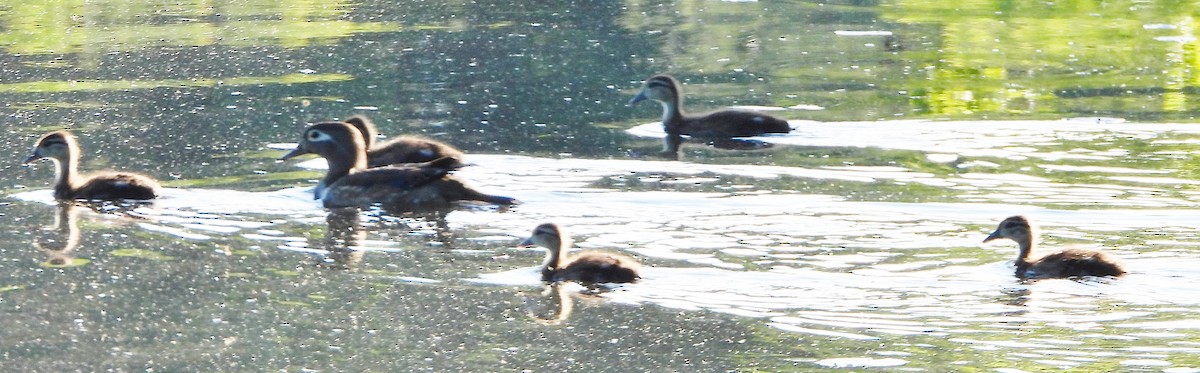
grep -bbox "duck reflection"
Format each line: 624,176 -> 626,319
998,287 -> 1032,308
705,138 -> 775,151
306,207 -> 466,270
522,283 -> 577,325
371,208 -> 457,249
521,283 -> 630,325
32,202 -> 83,267
309,207 -> 367,270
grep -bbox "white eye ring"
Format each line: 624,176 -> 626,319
307,130 -> 333,142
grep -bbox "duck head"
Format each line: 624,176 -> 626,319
629,74 -> 681,106
24,131 -> 75,164
984,215 -> 1032,244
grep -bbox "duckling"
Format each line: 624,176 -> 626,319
280,121 -> 516,209
341,115 -> 466,168
520,223 -> 640,283
23,130 -> 160,201
983,215 -> 1126,278
629,74 -> 792,157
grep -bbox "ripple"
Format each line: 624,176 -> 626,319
628,119 -> 1200,161
13,126 -> 1200,371
813,357 -> 907,368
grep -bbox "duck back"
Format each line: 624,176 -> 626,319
321,158 -> 516,209
366,136 -> 466,168
549,253 -> 641,283
64,172 -> 160,201
680,110 -> 792,138
1024,249 -> 1126,278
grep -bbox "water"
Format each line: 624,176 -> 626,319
4,0 -> 1200,371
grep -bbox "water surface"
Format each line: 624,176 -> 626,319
3,0 -> 1200,371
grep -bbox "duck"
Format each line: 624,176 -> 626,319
629,74 -> 792,157
280,121 -> 517,209
23,130 -> 160,201
520,223 -> 640,283
340,115 -> 466,168
983,215 -> 1126,278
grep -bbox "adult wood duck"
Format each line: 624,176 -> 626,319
280,121 -> 516,209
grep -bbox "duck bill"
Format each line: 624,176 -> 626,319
518,238 -> 534,247
983,230 -> 1002,243
22,154 -> 40,164
628,91 -> 648,105
279,146 -> 310,160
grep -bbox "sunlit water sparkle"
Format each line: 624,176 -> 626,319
9,120 -> 1200,370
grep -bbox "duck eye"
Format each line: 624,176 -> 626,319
307,131 -> 320,140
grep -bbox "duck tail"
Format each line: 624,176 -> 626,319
424,156 -> 470,171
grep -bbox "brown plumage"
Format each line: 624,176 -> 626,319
280,121 -> 516,209
983,215 -> 1126,278
24,130 -> 160,201
630,74 -> 792,157
520,223 -> 640,284
341,115 -> 466,168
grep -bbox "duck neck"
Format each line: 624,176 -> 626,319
657,96 -> 685,130
542,237 -> 567,276
657,93 -> 685,155
1014,236 -> 1034,269
322,142 -> 369,189
52,153 -> 80,199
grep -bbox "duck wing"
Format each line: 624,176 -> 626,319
72,171 -> 160,200
321,163 -> 453,208
555,252 -> 640,283
1027,249 -> 1126,278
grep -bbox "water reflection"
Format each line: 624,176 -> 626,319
304,207 -> 461,270
8,0 -> 1200,370
372,209 -> 458,248
32,202 -> 82,267
0,0 -> 394,55
29,201 -> 155,267
10,128 -> 1200,371
997,287 -> 1033,312
522,283 -> 576,325
309,207 -> 367,270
